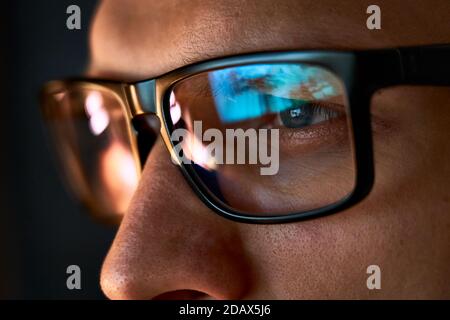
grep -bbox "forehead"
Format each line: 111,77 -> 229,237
89,0 -> 450,80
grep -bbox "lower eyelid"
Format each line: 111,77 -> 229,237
276,113 -> 394,154
277,115 -> 350,153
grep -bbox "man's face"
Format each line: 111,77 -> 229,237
89,0 -> 450,299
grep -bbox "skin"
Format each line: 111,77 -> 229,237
88,0 -> 450,299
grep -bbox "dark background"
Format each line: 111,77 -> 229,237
1,0 -> 116,299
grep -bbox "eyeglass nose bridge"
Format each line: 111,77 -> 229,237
123,80 -> 182,167
123,80 -> 157,116
120,80 -> 160,165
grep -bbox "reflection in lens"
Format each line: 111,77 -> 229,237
100,141 -> 139,214
169,91 -> 182,125
85,91 -> 110,136
170,63 -> 355,216
207,64 -> 340,123
43,87 -> 139,220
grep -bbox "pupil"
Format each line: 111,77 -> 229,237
280,105 -> 313,128
290,108 -> 302,118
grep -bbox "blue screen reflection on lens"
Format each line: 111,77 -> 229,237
207,64 -> 339,123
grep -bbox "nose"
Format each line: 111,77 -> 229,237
100,136 -> 252,299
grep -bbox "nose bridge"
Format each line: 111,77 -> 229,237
124,79 -> 158,116
100,141 -> 252,299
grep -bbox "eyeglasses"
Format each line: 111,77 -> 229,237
40,45 -> 450,224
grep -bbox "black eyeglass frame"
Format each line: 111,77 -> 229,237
41,44 -> 450,224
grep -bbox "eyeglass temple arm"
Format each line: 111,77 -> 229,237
399,45 -> 450,86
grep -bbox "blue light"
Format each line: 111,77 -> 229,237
207,64 -> 337,123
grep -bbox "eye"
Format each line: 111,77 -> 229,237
278,102 -> 343,129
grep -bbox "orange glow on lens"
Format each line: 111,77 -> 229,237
170,92 -> 182,125
100,141 -> 139,214
85,91 -> 110,136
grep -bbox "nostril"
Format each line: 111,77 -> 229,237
153,290 -> 213,300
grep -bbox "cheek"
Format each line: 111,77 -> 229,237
237,213 -> 388,298
236,87 -> 450,298
238,193 -> 440,299
371,86 -> 450,203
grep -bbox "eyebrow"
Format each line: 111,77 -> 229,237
88,1 -> 347,80
89,0 -> 450,82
